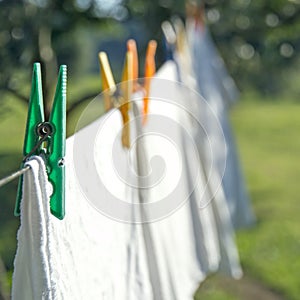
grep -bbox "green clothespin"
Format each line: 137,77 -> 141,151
15,63 -> 67,220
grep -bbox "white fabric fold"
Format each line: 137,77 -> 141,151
12,157 -> 53,300
186,22 -> 255,228
151,61 -> 242,280
12,108 -> 154,300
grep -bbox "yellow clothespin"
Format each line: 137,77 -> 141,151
173,17 -> 186,55
98,51 -> 133,148
126,39 -> 157,125
98,52 -> 116,111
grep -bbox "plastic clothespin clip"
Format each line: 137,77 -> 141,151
143,40 -> 157,124
162,21 -> 177,45
126,39 -> 157,125
98,52 -> 116,112
98,51 -> 133,148
15,63 -> 67,220
120,51 -> 133,148
127,40 -> 139,92
185,1 -> 205,30
172,17 -> 187,55
161,21 -> 177,61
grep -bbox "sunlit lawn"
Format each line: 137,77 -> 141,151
195,96 -> 300,300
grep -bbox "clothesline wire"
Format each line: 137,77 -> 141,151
0,166 -> 31,188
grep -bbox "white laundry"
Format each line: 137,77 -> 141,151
12,94 -> 210,300
12,46 -> 246,299
177,19 -> 255,229
12,157 -> 53,300
129,62 -> 242,300
152,61 -> 243,278
12,107 -> 154,300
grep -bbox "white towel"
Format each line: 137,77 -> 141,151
12,157 -> 53,300
12,107 -> 154,300
183,21 -> 255,228
129,100 -> 204,300
151,61 -> 242,281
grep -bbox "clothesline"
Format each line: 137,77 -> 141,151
0,166 -> 30,188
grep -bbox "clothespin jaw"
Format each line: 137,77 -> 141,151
120,51 -> 133,148
23,64 -> 45,155
161,21 -> 177,61
15,63 -> 44,216
15,63 -> 67,220
98,50 -> 133,148
127,39 -> 139,92
161,21 -> 177,46
48,65 -> 67,219
186,1 -> 205,30
173,17 -> 186,54
126,39 -> 157,125
143,40 -> 157,124
99,52 -> 116,112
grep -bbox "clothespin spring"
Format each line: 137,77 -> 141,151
22,122 -> 53,163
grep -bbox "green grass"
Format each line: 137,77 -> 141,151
195,97 -> 300,299
232,100 -> 300,300
1,90 -> 300,298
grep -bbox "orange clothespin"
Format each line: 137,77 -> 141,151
98,51 -> 133,148
126,39 -> 157,125
120,51 -> 133,148
127,40 -> 139,92
186,1 -> 205,30
143,40 -> 157,124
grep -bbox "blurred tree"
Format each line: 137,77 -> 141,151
125,0 -> 300,94
0,0 -> 122,117
205,0 -> 300,94
125,0 -> 184,65
0,0 -> 299,114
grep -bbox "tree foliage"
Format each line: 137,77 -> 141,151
0,0 -> 113,116
125,0 -> 300,94
0,0 -> 299,116
205,0 -> 300,93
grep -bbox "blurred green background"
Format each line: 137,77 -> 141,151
0,0 -> 300,299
